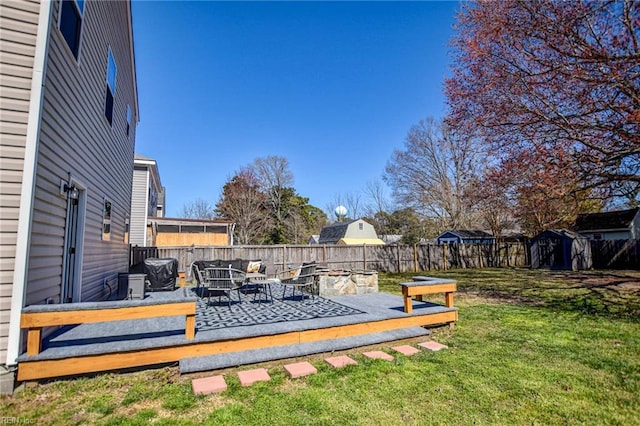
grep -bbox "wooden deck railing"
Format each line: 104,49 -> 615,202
21,299 -> 196,356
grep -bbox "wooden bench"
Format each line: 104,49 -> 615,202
20,297 -> 197,356
399,276 -> 457,314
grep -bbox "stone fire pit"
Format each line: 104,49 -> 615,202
316,268 -> 378,297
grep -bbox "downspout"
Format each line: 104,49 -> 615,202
6,0 -> 53,366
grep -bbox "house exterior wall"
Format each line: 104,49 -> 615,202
0,0 -> 42,366
129,157 -> 162,247
344,220 -> 379,240
26,0 -> 136,305
130,166 -> 149,246
580,230 -> 631,241
437,232 -> 460,244
3,0 -> 138,366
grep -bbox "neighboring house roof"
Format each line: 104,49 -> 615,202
308,235 -> 320,245
318,219 -> 381,245
438,230 -> 494,240
318,220 -> 355,244
532,229 -> 587,241
574,208 -> 639,231
149,217 -> 233,225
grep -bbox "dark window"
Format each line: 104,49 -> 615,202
104,88 -> 114,124
593,233 -> 602,240
104,50 -> 117,125
59,0 -> 84,59
181,225 -> 205,233
205,225 -> 227,233
157,225 -> 179,233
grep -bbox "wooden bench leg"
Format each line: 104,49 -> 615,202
403,293 -> 413,314
185,314 -> 195,339
26,327 -> 42,355
445,292 -> 454,308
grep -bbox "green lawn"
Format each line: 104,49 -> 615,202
2,268 -> 638,425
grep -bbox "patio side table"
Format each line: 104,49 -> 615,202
245,273 -> 274,303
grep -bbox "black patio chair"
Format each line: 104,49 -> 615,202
190,262 -> 209,297
203,266 -> 246,307
276,262 -> 317,301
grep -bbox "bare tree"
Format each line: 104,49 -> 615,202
251,156 -> 294,243
326,191 -> 363,221
363,179 -> 390,217
384,117 -> 484,231
179,198 -> 216,219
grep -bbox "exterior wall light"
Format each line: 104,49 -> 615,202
63,183 -> 79,200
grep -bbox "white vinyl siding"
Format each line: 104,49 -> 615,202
0,0 -> 41,365
130,166 -> 149,246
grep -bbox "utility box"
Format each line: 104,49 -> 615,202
118,273 -> 146,300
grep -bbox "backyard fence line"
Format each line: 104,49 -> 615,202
154,242 -> 530,275
590,239 -> 640,269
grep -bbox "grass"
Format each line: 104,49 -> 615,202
2,268 -> 639,425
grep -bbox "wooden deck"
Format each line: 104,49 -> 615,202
17,286 -> 457,381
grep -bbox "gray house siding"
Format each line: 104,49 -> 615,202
0,0 -> 41,367
2,0 -> 138,366
130,166 -> 149,246
24,0 -> 137,306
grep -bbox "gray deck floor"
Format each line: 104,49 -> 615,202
25,285 -> 456,362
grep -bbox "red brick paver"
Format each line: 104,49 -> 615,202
325,355 -> 358,368
418,341 -> 449,351
391,345 -> 421,356
362,351 -> 394,361
191,375 -> 227,395
237,368 -> 271,386
284,361 -> 318,378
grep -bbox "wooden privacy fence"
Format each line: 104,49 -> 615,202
157,242 -> 530,275
590,240 -> 640,269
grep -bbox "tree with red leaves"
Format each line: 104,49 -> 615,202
215,168 -> 271,245
446,0 -> 639,205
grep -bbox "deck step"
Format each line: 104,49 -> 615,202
179,326 -> 430,374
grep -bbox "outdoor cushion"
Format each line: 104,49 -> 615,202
247,260 -> 262,274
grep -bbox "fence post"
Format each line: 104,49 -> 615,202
363,244 -> 367,270
443,244 -> 448,270
283,245 -> 287,269
413,244 -> 418,272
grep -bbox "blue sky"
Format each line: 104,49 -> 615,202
131,1 -> 459,217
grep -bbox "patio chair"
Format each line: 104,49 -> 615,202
203,266 -> 246,307
276,262 -> 317,301
190,262 -> 208,297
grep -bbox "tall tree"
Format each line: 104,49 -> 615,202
252,156 -> 294,243
279,189 -> 328,244
215,169 -> 270,245
446,0 -> 640,200
179,198 -> 216,219
385,117 -> 484,230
